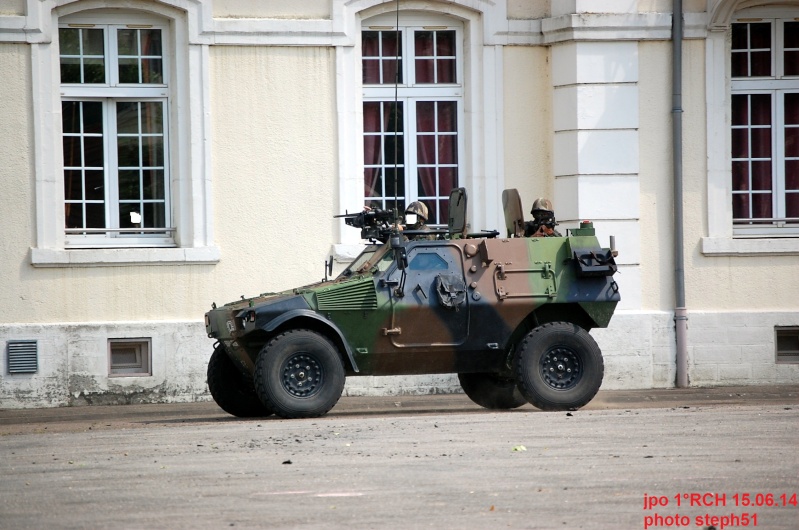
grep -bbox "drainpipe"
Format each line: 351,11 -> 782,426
672,0 -> 689,387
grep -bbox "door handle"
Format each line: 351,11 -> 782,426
413,284 -> 428,299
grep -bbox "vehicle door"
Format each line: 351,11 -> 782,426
385,243 -> 469,347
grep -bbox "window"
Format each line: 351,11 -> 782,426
59,23 -> 172,247
361,18 -> 462,226
408,252 -> 448,271
730,19 -> 799,236
775,326 -> 799,363
109,338 -> 152,376
29,4 -> 217,266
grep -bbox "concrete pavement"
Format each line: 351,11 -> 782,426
0,385 -> 797,529
1,384 -> 798,436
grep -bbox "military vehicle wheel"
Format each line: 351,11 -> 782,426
254,329 -> 346,419
515,322 -> 604,411
207,344 -> 273,418
458,373 -> 527,410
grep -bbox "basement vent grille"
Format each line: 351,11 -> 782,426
7,340 -> 38,374
775,327 -> 799,363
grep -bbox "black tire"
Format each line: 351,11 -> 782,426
254,329 -> 346,419
515,322 -> 604,411
458,373 -> 527,410
207,344 -> 273,418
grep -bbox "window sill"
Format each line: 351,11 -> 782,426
30,246 -> 221,267
701,237 -> 799,256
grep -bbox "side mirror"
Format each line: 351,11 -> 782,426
323,255 -> 334,281
390,233 -> 408,270
396,248 -> 408,270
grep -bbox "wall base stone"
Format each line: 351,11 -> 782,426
1,311 -> 798,408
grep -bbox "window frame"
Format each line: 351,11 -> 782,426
730,18 -> 799,237
361,15 -> 465,227
775,326 -> 799,363
335,2 -> 504,254
108,338 -> 152,377
59,21 -> 174,248
703,6 -> 799,255
30,3 -> 219,267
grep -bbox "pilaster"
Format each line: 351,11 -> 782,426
551,41 -> 641,309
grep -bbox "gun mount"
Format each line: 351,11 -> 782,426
336,208 -> 398,242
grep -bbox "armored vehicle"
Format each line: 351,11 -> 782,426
204,188 -> 620,419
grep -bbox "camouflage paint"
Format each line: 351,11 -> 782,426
205,231 -> 619,379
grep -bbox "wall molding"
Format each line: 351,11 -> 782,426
0,1 -> 710,45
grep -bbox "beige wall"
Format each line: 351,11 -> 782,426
684,44 -> 799,309
0,44 -> 338,325
213,0 -> 330,19
2,2 -> 796,400
210,0 -> 711,20
1,41 -> 218,323
638,0 -> 706,12
0,42 -> 36,322
503,46 -> 553,216
638,37 -> 799,312
0,43 -> 31,226
5,17 -> 796,322
0,47 -> 224,325
0,0 -> 24,16
209,46 -> 338,303
508,0 -> 549,19
638,41 -> 673,311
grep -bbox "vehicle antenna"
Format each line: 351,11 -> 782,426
392,0 -> 400,230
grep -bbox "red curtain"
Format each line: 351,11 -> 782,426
363,102 -> 382,199
732,94 -> 773,220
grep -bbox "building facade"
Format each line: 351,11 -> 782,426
0,0 -> 797,407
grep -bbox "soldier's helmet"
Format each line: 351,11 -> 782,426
405,201 -> 429,221
531,197 -> 554,215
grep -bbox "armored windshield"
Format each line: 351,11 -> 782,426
337,243 -> 393,279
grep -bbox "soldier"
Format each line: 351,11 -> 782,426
403,201 -> 435,240
525,197 -> 562,237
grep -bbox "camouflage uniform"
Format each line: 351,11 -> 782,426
404,201 -> 436,241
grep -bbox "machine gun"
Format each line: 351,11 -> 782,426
336,207 -> 399,243
524,209 -> 559,237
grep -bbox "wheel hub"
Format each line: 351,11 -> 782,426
541,347 -> 581,390
282,353 -> 322,397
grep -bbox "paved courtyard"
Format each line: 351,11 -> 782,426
1,386 -> 797,529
